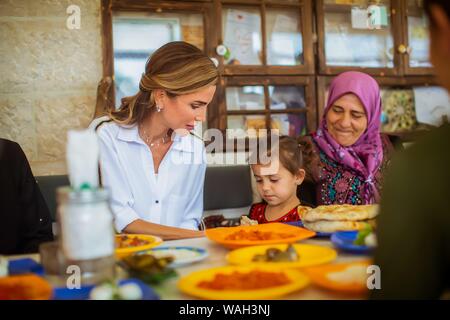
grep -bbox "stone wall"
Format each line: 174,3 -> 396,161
0,0 -> 102,175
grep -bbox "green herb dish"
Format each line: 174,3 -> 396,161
353,224 -> 373,246
118,254 -> 177,285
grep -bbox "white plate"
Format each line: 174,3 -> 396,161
147,246 -> 208,267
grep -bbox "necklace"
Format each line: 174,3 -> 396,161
140,126 -> 170,148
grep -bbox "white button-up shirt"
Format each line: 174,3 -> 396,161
96,121 -> 206,232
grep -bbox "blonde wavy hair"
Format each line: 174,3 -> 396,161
109,41 -> 219,125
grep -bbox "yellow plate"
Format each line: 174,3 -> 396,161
178,265 -> 310,300
227,244 -> 337,269
304,260 -> 373,294
205,223 -> 316,249
115,234 -> 163,259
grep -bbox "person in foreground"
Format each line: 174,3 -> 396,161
95,41 -> 219,240
0,138 -> 53,254
371,0 -> 450,299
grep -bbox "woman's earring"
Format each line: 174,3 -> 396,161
156,105 -> 162,112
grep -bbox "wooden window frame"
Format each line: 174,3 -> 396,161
101,0 -> 215,109
100,0 -> 438,151
216,0 -> 315,75
214,75 -> 316,132
207,75 -> 316,152
401,0 -> 435,75
316,0 -> 405,77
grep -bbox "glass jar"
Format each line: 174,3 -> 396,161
56,187 -> 115,285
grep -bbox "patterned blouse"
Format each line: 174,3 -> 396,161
298,134 -> 395,206
248,203 -> 311,223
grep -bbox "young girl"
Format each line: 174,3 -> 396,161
241,136 -> 311,225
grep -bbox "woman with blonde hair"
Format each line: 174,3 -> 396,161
95,41 -> 218,239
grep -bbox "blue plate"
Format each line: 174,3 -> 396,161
53,284 -> 94,300
7,259 -> 159,300
8,258 -> 44,276
52,278 -> 160,300
283,221 -> 333,238
147,246 -> 208,267
331,231 -> 374,254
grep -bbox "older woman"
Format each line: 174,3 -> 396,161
299,71 -> 395,205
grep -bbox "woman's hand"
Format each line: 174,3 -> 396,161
123,219 -> 205,240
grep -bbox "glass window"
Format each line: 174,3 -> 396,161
226,86 -> 265,111
269,85 -> 306,110
222,7 -> 262,65
407,0 -> 431,67
323,0 -> 394,68
227,115 -> 267,138
271,113 -> 307,136
266,8 -> 303,65
112,12 -> 204,102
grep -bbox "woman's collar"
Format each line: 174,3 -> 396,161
117,125 -> 194,153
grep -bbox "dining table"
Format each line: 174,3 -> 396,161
6,235 -> 371,300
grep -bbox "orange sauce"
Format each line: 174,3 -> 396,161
198,270 -> 291,290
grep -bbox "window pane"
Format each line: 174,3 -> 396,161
112,12 -> 204,103
266,9 -> 303,65
227,115 -> 266,138
222,7 -> 262,65
407,0 -> 431,67
324,0 -> 394,68
271,113 -> 307,136
226,86 -> 265,111
269,86 -> 306,110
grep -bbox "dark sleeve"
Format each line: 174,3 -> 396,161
370,132 -> 449,299
15,144 -> 54,253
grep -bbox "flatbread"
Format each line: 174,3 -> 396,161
302,204 -> 379,222
240,216 -> 258,226
297,205 -> 313,219
303,219 -> 376,233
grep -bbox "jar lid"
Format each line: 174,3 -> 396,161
57,186 -> 109,204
